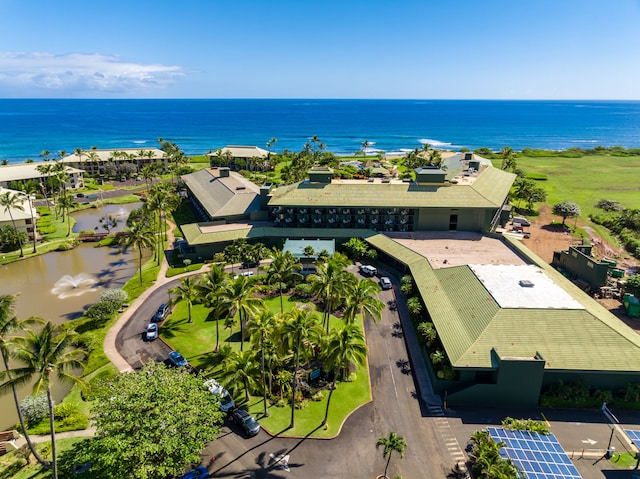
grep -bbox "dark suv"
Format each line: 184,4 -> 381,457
153,303 -> 170,322
241,260 -> 259,269
230,408 -> 260,437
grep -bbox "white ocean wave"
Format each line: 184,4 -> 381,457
132,140 -> 149,144
418,138 -> 457,149
569,139 -> 599,143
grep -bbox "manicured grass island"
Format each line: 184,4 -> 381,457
161,295 -> 372,438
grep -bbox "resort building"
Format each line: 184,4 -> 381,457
177,149 -> 640,407
61,148 -> 166,176
0,162 -> 84,190
181,167 -> 270,223
207,145 -> 271,171
0,186 -> 38,241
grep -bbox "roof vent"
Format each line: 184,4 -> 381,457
236,186 -> 246,191
519,280 -> 535,288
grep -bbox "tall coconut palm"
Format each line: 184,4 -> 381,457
321,322 -> 367,426
74,147 -> 84,170
169,276 -> 201,324
376,431 -> 408,479
266,249 -> 302,313
247,310 -> 276,417
35,162 -> 54,210
0,190 -> 25,257
120,220 -> 155,285
56,194 -> 76,236
279,308 -> 321,429
3,321 -> 86,479
21,184 -> 39,253
220,276 -> 264,351
0,295 -> 47,467
196,263 -> 229,351
308,254 -> 351,333
146,182 -> 179,264
343,277 -> 385,325
361,140 -> 370,158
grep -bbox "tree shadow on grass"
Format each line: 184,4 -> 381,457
157,318 -> 192,339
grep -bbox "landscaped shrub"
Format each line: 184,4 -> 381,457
20,394 -> 50,427
99,288 -> 128,309
29,402 -> 89,435
502,417 -> 549,434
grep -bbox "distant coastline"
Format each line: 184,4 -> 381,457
1,99 -> 640,163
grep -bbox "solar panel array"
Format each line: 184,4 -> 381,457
487,427 -> 582,479
625,429 -> 640,446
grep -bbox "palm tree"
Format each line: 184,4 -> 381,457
120,220 -> 155,285
197,263 -> 229,351
343,277 -> 384,325
308,255 -> 351,333
219,350 -> 260,402
220,276 -> 264,351
21,184 -> 39,253
169,276 -> 201,323
0,295 -> 47,467
321,322 -> 367,426
146,182 -> 179,264
361,140 -> 370,158
279,308 -> 321,429
35,162 -> 54,210
376,431 -> 408,479
0,190 -> 25,257
56,194 -> 76,236
266,249 -> 302,313
247,310 -> 276,417
3,321 -> 86,479
74,147 -> 84,170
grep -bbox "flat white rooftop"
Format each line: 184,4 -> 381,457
469,264 -> 584,310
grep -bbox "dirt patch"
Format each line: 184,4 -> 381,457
518,207 -> 640,331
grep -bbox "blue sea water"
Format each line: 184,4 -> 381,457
1,99 -> 639,163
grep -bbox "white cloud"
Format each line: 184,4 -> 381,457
0,52 -> 185,96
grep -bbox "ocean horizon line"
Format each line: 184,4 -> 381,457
1,97 -> 640,102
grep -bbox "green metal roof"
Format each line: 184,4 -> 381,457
365,235 -> 640,373
182,169 -> 262,219
268,165 -> 515,209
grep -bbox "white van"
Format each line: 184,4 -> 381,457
359,265 -> 377,277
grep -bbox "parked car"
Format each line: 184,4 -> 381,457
153,303 -> 170,322
511,216 -> 531,227
233,271 -> 255,279
240,260 -> 259,269
178,465 -> 209,479
145,323 -> 158,341
230,408 -> 261,437
379,276 -> 393,290
168,351 -> 188,368
204,379 -> 236,412
359,265 -> 377,277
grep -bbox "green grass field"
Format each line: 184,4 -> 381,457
161,294 -> 372,438
502,154 -> 640,219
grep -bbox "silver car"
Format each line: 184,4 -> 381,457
145,323 -> 159,341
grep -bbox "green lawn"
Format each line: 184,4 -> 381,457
0,437 -> 88,479
499,154 -> 640,219
161,294 -> 372,438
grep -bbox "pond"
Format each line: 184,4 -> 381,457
0,202 -> 144,429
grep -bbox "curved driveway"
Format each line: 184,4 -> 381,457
106,264 -> 455,478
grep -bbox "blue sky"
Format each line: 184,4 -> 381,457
1,0 -> 639,99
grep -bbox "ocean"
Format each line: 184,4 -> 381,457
1,99 -> 640,163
